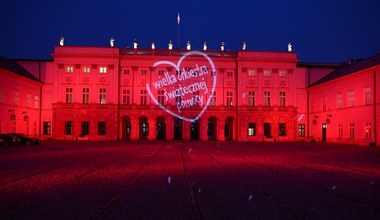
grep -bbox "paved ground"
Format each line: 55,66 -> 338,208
0,141 -> 380,220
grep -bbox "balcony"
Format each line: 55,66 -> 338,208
120,48 -> 237,58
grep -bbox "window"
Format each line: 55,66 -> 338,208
248,91 -> 255,106
158,90 -> 165,105
124,69 -> 130,75
279,71 -> 286,77
81,121 -> 90,135
34,96 -> 39,109
264,70 -> 271,77
64,121 -> 73,135
248,70 -> 255,76
141,69 -> 147,76
279,91 -> 286,107
100,67 -> 107,73
226,91 -> 233,106
12,121 -> 16,133
210,91 -> 216,106
248,123 -> 256,136
264,91 -> 270,106
98,121 -> 106,135
27,94 -> 31,108
14,91 -> 19,105
348,91 -> 354,107
122,89 -> 131,105
193,91 -> 199,106
158,70 -> 165,76
140,89 -> 147,105
349,123 -> 355,139
298,124 -> 305,137
83,67 -> 90,73
365,88 -> 371,105
211,70 -> 216,76
322,97 -> 327,111
365,122 -> 372,139
82,88 -> 90,104
0,87 -> 3,103
338,123 -> 343,138
175,91 -> 182,106
66,66 -> 73,73
142,122 -> 149,137
337,94 -> 343,109
43,121 -> 51,135
99,88 -> 106,104
227,71 -> 233,77
279,123 -> 287,136
66,88 -> 73,104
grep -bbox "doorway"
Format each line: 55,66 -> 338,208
322,124 -> 327,142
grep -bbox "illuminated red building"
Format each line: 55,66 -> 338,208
1,44 -> 379,146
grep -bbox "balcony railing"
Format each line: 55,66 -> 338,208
120,48 -> 237,58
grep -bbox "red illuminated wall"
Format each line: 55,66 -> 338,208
2,45 -> 379,146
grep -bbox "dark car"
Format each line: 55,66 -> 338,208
8,133 -> 40,145
0,134 -> 19,146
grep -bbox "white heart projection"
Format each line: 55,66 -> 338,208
146,51 -> 217,122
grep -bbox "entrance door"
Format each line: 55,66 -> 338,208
174,118 -> 182,140
322,124 -> 327,142
190,122 -> 199,140
224,117 -> 233,141
156,118 -> 166,140
264,123 -> 272,138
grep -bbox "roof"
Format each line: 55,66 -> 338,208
0,57 -> 42,83
310,52 -> 380,87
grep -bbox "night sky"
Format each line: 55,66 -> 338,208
1,0 -> 379,63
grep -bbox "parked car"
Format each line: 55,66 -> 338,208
0,134 -> 20,146
7,133 -> 40,145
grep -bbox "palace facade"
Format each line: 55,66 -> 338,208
1,45 -> 379,146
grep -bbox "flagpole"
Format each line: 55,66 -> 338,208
177,12 -> 180,49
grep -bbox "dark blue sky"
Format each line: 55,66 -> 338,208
1,0 -> 379,62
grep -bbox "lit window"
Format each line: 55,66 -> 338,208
279,91 -> 286,107
66,66 -> 73,73
210,91 -> 216,106
248,91 -> 255,106
122,89 -> 130,105
83,67 -> 91,73
365,88 -> 371,105
279,123 -> 287,136
264,70 -> 271,77
99,88 -> 106,104
226,91 -> 233,106
140,89 -> 147,105
279,71 -> 286,77
264,91 -> 270,106
348,91 -> 354,107
82,88 -> 90,104
298,124 -> 305,137
141,69 -> 147,76
43,121 -> 51,135
248,123 -> 256,136
365,122 -> 372,139
248,70 -> 255,76
100,67 -> 107,73
65,88 -> 73,104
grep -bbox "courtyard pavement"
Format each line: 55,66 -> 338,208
0,141 -> 380,219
